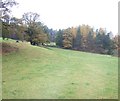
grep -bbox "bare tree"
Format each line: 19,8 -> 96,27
0,0 -> 18,16
22,12 -> 40,26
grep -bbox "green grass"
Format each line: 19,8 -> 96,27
0,53 -> 1,101
0,37 -> 2,100
2,40 -> 118,99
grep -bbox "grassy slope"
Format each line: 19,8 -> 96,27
2,40 -> 118,99
0,38 -> 2,100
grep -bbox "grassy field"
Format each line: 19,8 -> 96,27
2,40 -> 118,99
0,38 -> 2,100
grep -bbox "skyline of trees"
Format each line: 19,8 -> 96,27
1,0 -> 119,56
1,13 -> 119,56
55,25 -> 119,56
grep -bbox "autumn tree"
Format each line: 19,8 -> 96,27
62,29 -> 73,49
9,17 -> 25,41
22,12 -> 48,45
70,27 -> 77,48
80,25 -> 91,49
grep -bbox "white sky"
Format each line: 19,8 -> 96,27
11,0 -> 119,35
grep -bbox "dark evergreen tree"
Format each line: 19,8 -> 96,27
55,29 -> 63,47
73,26 -> 81,49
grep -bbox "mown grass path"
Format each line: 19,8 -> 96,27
2,41 -> 118,99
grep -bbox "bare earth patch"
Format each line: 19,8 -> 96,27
0,42 -> 19,55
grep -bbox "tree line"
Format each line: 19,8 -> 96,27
55,26 -> 118,55
1,0 -> 119,56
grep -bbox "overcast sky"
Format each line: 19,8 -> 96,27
11,0 -> 119,35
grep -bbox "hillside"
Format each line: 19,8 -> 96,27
2,40 -> 118,99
